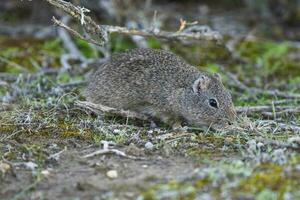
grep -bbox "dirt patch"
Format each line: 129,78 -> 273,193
0,137 -> 203,200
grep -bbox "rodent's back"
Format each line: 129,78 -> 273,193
84,48 -> 201,108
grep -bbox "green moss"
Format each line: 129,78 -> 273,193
57,71 -> 71,83
42,38 -> 63,55
75,38 -> 98,58
140,180 -> 197,200
193,178 -> 211,188
20,144 -> 47,164
205,63 -> 221,74
0,37 -> 64,73
0,9 -> 26,24
235,40 -> 300,83
139,161 -> 300,199
255,189 -> 278,200
147,37 -> 162,49
237,163 -> 300,199
110,34 -> 137,52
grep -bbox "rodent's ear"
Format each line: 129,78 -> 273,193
192,75 -> 210,93
213,73 -> 221,81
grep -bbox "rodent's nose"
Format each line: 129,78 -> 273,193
227,121 -> 233,125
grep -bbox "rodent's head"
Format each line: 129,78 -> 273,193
177,73 -> 236,129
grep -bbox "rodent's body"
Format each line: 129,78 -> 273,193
84,48 -> 236,128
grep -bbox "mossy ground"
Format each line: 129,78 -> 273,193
1,12 -> 300,200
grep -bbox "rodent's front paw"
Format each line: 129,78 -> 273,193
171,122 -> 188,132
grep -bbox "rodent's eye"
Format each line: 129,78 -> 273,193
209,98 -> 218,108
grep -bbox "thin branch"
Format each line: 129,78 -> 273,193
104,24 -> 222,42
48,147 -> 67,160
45,0 -> 108,44
44,0 -> 222,45
55,16 -> 85,60
52,16 -> 103,47
60,54 -> 76,70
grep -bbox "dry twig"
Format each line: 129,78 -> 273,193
45,0 -> 108,44
82,148 -> 142,159
48,147 -> 67,160
104,24 -> 221,42
44,0 -> 222,46
56,16 -> 85,61
52,16 -> 103,47
82,140 -> 145,160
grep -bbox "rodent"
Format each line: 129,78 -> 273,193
84,48 -> 236,129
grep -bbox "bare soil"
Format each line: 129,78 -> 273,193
1,136 -> 205,200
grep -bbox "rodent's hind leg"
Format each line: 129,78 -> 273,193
171,121 -> 183,130
127,103 -> 161,128
157,113 -> 187,131
128,103 -> 185,130
150,120 -> 158,129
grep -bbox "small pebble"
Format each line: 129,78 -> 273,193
147,130 -> 154,134
41,169 -> 51,177
113,129 -> 121,134
144,141 -> 154,150
0,162 -> 11,173
24,162 -> 38,170
257,142 -> 264,148
106,170 -> 118,179
288,136 -> 300,144
224,137 -> 233,143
